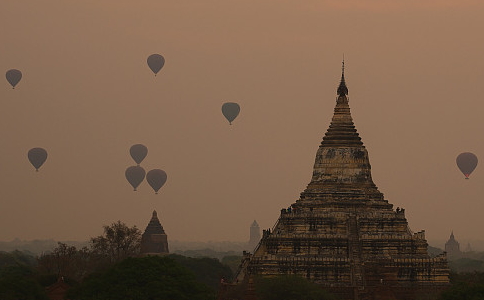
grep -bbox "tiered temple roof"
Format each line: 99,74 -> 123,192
140,210 -> 169,255
232,64 -> 449,300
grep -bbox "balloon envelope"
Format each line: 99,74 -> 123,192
130,144 -> 148,165
147,54 -> 165,75
28,148 -> 47,171
6,69 -> 22,88
456,152 -> 478,179
125,166 -> 146,191
222,102 -> 240,125
146,169 -> 167,194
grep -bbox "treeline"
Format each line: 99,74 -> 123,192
0,239 -> 249,256
0,221 -> 234,300
3,224 -> 484,300
439,272 -> 484,299
0,239 -> 88,255
3,247 -> 484,299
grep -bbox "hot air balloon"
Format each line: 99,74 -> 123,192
6,69 -> 22,88
125,166 -> 146,191
147,54 -> 165,76
130,144 -> 148,165
222,102 -> 240,125
456,152 -> 478,179
28,148 -> 47,171
146,169 -> 167,194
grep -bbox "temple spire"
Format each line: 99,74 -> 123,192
306,63 -> 376,190
337,59 -> 348,97
319,63 -> 362,147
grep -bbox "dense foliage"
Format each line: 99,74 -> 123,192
90,221 -> 142,263
255,275 -> 337,300
0,250 -> 37,268
221,255 -> 243,274
0,221 -> 236,300
6,246 -> 484,300
67,255 -> 215,300
449,258 -> 484,273
169,254 -> 233,290
38,242 -> 99,283
437,272 -> 484,300
8,221 -> 484,300
0,264 -> 49,300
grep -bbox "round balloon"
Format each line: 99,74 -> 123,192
147,54 -> 165,76
146,169 -> 167,194
6,69 -> 22,88
28,148 -> 47,171
130,144 -> 148,165
456,152 -> 478,179
222,102 -> 240,125
125,166 -> 146,191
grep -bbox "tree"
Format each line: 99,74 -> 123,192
449,258 -> 484,273
37,242 -> 97,283
38,243 -> 77,277
437,272 -> 484,300
67,256 -> 214,300
255,275 -> 337,300
90,221 -> 141,263
0,250 -> 37,269
438,282 -> 484,300
169,254 -> 233,290
0,251 -> 47,300
221,255 -> 243,274
0,264 -> 49,300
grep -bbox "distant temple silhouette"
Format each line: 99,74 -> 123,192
444,231 -> 460,257
140,210 -> 169,255
444,231 -> 476,259
224,64 -> 449,300
248,220 -> 261,251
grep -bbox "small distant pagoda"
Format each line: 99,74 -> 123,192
140,210 -> 169,255
231,64 -> 449,300
248,220 -> 261,251
445,231 -> 461,258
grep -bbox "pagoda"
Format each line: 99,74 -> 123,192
233,64 -> 449,300
444,231 -> 461,258
248,220 -> 261,251
140,210 -> 169,255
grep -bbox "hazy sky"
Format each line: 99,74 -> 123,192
1,1 -> 484,248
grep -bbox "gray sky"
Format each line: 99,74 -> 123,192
1,0 -> 484,248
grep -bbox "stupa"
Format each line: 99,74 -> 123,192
140,210 -> 169,255
444,231 -> 461,258
233,64 -> 449,300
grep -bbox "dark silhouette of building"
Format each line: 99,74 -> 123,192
248,220 -> 261,251
230,64 -> 449,300
445,231 -> 461,258
140,210 -> 169,255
